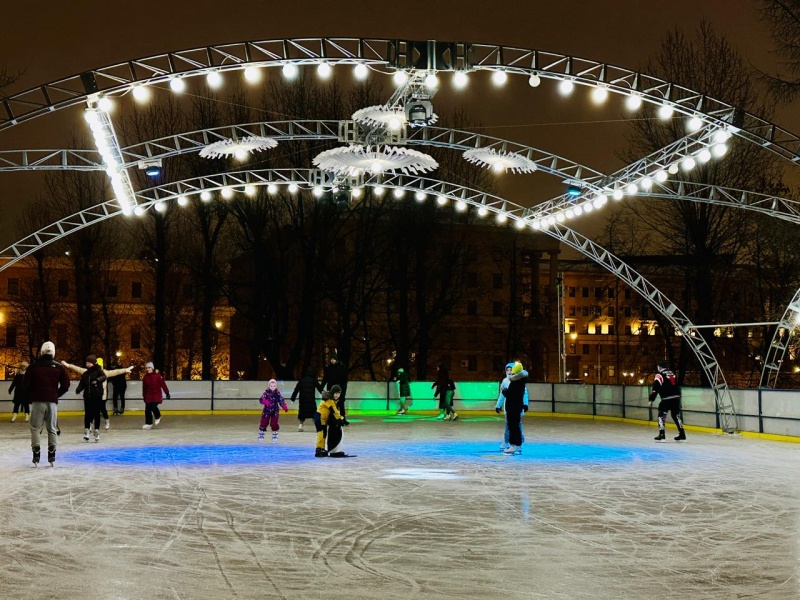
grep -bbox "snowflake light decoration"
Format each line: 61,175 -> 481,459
313,145 -> 438,176
199,135 -> 278,160
462,148 -> 538,174
352,105 -> 438,129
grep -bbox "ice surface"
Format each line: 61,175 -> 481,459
0,414 -> 798,599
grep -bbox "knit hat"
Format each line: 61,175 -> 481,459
330,385 -> 342,395
40,341 -> 55,357
505,362 -> 515,370
86,354 -> 97,365
145,362 -> 155,369
321,391 -> 331,400
397,368 -> 404,374
97,357 -> 104,368
511,362 -> 523,375
20,361 -> 29,370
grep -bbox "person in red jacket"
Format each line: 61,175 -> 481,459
23,341 -> 70,467
141,362 -> 170,430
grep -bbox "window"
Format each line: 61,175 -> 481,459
609,345 -> 617,355
582,344 -> 590,355
467,300 -> 477,316
492,356 -> 504,371
582,307 -> 589,317
466,272 -> 478,288
58,280 -> 69,297
56,324 -> 67,348
467,355 -> 478,371
492,273 -> 503,289
607,306 -> 615,317
641,306 -> 649,319
491,329 -> 504,344
5,325 -> 16,347
624,289 -> 631,299
466,328 -> 478,344
598,345 -> 604,355
594,306 -> 601,316
569,287 -> 576,297
595,287 -> 603,298
624,306 -> 632,317
625,325 -> 632,335
131,282 -> 142,299
492,302 -> 503,317
130,325 -> 141,349
568,306 -> 576,317
582,287 -> 589,298
7,278 -> 18,295
608,325 -> 616,335
608,287 -> 615,298
107,282 -> 118,297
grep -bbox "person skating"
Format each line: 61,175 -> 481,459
496,362 -> 529,450
108,360 -> 128,415
23,342 -> 70,467
61,357 -> 132,430
291,368 -> 319,431
75,355 -> 107,443
649,363 -> 686,442
141,362 -> 170,430
320,353 -> 349,424
314,388 -> 346,457
500,362 -> 528,455
8,361 -> 30,422
431,364 -> 456,420
394,368 -> 412,415
258,379 -> 288,441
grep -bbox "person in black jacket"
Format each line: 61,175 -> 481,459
76,355 -> 108,443
108,362 -> 128,415
320,354 -> 348,424
23,341 -> 70,467
8,361 -> 29,422
291,368 -> 320,431
649,363 -> 686,442
500,362 -> 528,455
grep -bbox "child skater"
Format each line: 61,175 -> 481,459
395,368 -> 412,415
500,362 -> 528,455
314,387 -> 348,457
8,361 -> 30,422
259,379 -> 288,441
496,362 -> 529,450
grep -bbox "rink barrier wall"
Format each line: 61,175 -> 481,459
2,380 -> 800,439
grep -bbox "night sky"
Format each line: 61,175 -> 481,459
0,0 -> 789,249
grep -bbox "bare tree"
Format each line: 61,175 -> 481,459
760,0 -> 800,102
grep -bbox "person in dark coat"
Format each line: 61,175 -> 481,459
75,355 -> 107,443
501,362 -> 528,455
8,361 -> 29,422
108,361 -> 128,415
320,353 -> 349,424
23,341 -> 70,467
291,367 -> 319,431
141,362 -> 170,430
394,368 -> 412,415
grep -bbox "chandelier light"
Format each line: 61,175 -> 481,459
199,136 -> 278,160
462,148 -> 538,174
313,145 -> 439,176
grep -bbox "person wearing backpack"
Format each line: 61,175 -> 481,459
75,355 -> 107,443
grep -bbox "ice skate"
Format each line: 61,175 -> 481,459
272,432 -> 278,442
329,451 -> 346,458
83,428 -> 90,442
258,431 -> 265,441
48,447 -> 56,467
94,429 -> 100,443
154,417 -> 161,426
315,448 -> 329,458
654,431 -> 666,442
674,431 -> 687,441
451,412 -> 459,421
298,423 -> 304,432
32,445 -> 40,467
500,443 -> 510,451
11,413 -> 16,422
24,413 -> 30,422
435,412 -> 445,420
104,419 -> 110,430
504,445 -> 517,455
142,424 -> 153,430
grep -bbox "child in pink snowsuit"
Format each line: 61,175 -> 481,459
259,379 -> 288,441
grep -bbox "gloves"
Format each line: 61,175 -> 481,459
522,405 -> 528,413
166,394 -> 171,400
495,407 -> 501,414
283,408 -> 288,413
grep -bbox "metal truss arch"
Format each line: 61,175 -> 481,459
0,168 -> 737,432
760,289 -> 800,388
0,37 -> 799,169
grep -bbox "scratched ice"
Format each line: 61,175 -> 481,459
0,414 -> 797,599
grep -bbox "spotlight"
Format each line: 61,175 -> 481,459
477,206 -> 488,217
437,195 -> 447,206
658,104 -> 674,119
639,177 -> 653,190
496,212 -> 507,223
317,63 -> 332,79
393,188 -> 405,199
698,149 -> 712,163
625,94 -> 642,110
134,206 -> 146,216
415,191 -> 427,202
566,184 -> 582,198
626,183 -> 638,195
132,85 -> 150,102
681,156 -> 696,171
287,183 -> 299,194
154,201 -> 166,213
313,186 -> 324,198
351,187 -> 363,199
405,98 -> 435,127
515,218 -> 526,229
200,191 -> 212,202
667,164 -> 679,175
144,165 -> 161,178
558,80 -> 575,96
712,143 -> 728,157
221,187 -> 234,200
393,70 -> 408,86
714,129 -> 731,144
374,186 -> 385,197
97,97 -> 113,112
453,71 -> 468,89
206,71 -> 223,89
491,70 -> 508,86
612,189 -> 624,200
267,183 -> 278,194
177,195 -> 188,206
591,86 -> 609,104
282,63 -> 299,80
354,64 -> 369,80
655,170 -> 668,182
456,200 -> 467,212
244,67 -> 261,82
688,116 -> 703,131
169,77 -> 186,93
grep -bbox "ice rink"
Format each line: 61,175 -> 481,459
1,413 -> 798,599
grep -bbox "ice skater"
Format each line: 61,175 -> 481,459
496,362 -> 529,450
141,362 -> 170,430
61,356 -> 132,430
432,365 -> 458,421
314,387 -> 348,457
394,367 -> 412,414
8,361 -> 30,422
291,368 -> 319,431
259,379 -> 288,441
24,341 -> 70,467
75,355 -> 107,443
500,362 -> 528,455
320,353 -> 349,425
649,363 -> 686,442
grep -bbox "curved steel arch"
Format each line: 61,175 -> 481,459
0,168 -> 737,431
0,37 -> 797,169
760,290 -> 800,388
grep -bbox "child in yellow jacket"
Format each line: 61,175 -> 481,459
314,387 -> 345,457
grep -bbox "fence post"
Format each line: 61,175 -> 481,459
211,379 -> 215,412
551,382 -> 556,413
592,384 -> 597,416
622,385 -> 627,419
758,388 -> 763,434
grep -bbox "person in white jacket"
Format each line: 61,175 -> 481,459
495,362 -> 529,451
61,357 -> 133,430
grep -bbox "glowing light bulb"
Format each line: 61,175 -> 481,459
370,161 -> 383,174
491,70 -> 508,86
655,170 -> 668,182
424,73 -> 438,88
267,183 -> 278,194
547,215 -> 557,225
437,195 -> 447,206
532,220 -> 541,229
220,187 -> 233,200
244,67 -> 261,82
681,156 -> 696,171
566,208 -> 575,219
626,183 -> 638,195
528,73 -> 541,87
200,191 -> 212,202
415,191 -> 427,202
154,201 -> 166,213
515,218 -> 526,229
625,94 -> 642,110
351,188 -> 363,198
556,212 -> 566,223
282,63 -> 298,80
478,206 -> 488,217
393,70 -> 408,86
84,109 -> 99,124
234,148 -> 248,161
287,183 -> 299,194
206,71 -> 222,89
493,162 -> 505,173
456,200 -> 467,212
698,149 -> 712,163
613,189 -> 624,200
244,185 -> 256,197
658,104 -> 674,119
177,195 -> 188,206
134,206 -> 145,216
640,177 -> 653,190
374,186 -> 385,197
714,130 -> 731,144
453,71 -> 468,89
98,97 -> 113,112
558,80 -> 575,96
713,143 -> 728,157
574,205 -> 583,216
354,64 -> 368,80
388,117 -> 401,131
132,85 -> 150,102
688,116 -> 703,131
582,202 -> 593,213
317,63 -> 332,79
593,195 -> 608,208
313,186 -> 324,198
393,188 -> 405,199
591,86 -> 609,104
169,77 -> 185,93
496,212 -> 507,223
668,164 -> 679,175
